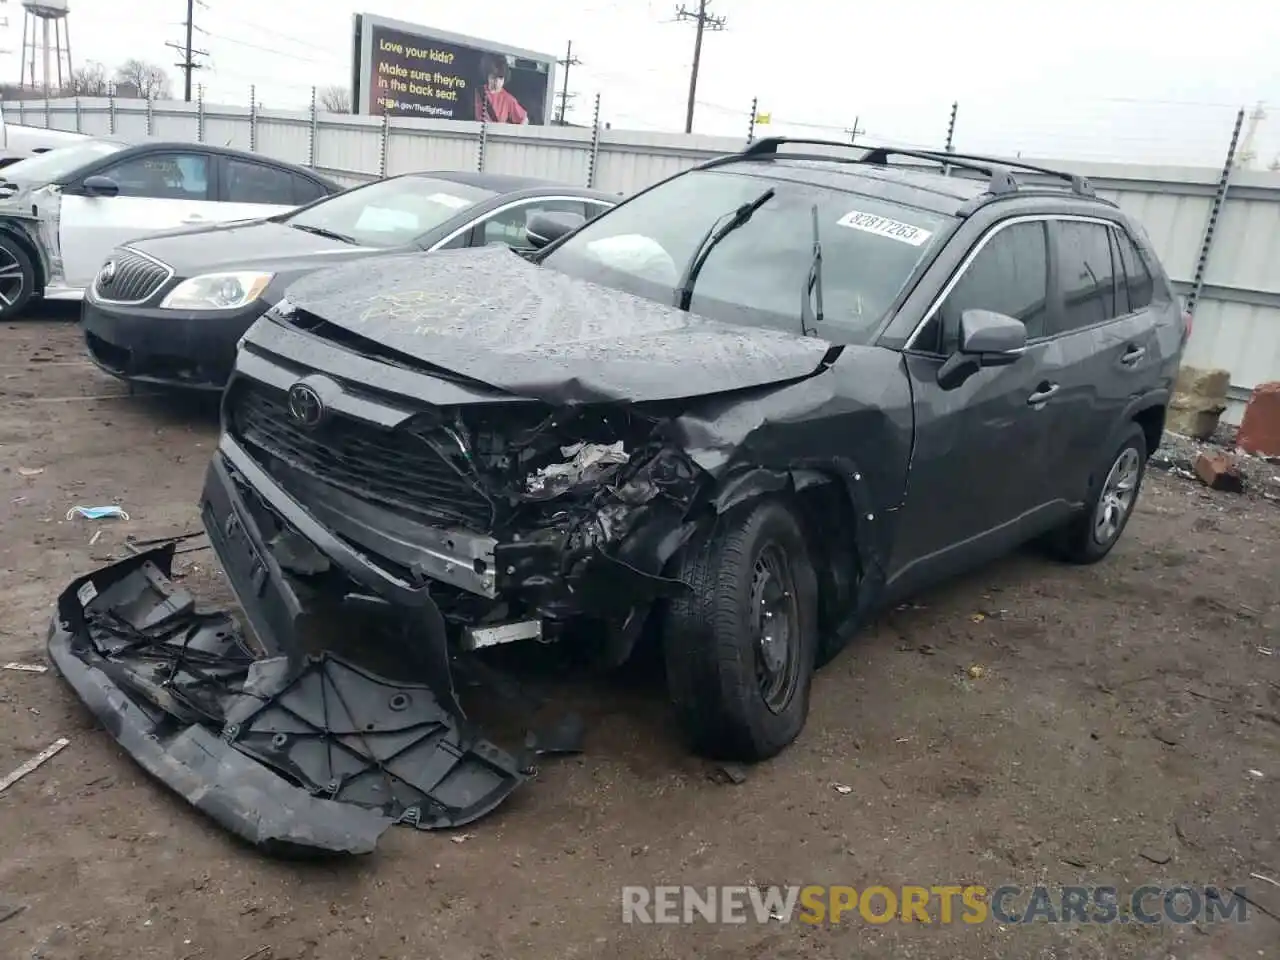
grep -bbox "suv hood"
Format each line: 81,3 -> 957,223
279,245 -> 836,404
130,219 -> 384,276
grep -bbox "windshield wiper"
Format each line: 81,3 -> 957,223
673,187 -> 775,311
800,203 -> 823,337
289,223 -> 357,244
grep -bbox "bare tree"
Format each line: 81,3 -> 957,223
114,60 -> 172,101
64,61 -> 111,97
318,85 -> 351,113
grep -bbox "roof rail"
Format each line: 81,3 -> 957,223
726,136 -> 1094,200
869,146 -> 1095,198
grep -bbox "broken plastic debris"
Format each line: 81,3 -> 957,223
2,662 -> 47,673
0,737 -> 69,793
832,783 -> 853,795
968,664 -> 986,679
1247,769 -> 1264,779
17,466 -> 44,477
66,505 -> 130,521
525,441 -> 630,498
970,612 -> 986,623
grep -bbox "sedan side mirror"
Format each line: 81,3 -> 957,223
80,175 -> 120,198
526,211 -> 584,249
937,309 -> 1028,389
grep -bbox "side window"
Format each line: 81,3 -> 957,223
437,231 -> 471,250
1109,229 -> 1131,316
225,158 -> 298,205
918,221 -> 1049,353
1054,221 -> 1118,334
1113,228 -> 1154,311
293,175 -> 330,206
479,199 -> 586,249
98,152 -> 210,200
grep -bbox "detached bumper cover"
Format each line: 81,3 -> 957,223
47,546 -> 526,857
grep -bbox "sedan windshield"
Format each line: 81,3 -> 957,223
541,168 -> 954,342
0,139 -> 128,183
285,175 -> 496,247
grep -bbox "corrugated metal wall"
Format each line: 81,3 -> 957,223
12,96 -> 1280,422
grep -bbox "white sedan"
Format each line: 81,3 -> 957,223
0,138 -> 343,317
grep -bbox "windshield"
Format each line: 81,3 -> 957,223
0,139 -> 128,183
541,168 -> 953,342
285,175 -> 496,247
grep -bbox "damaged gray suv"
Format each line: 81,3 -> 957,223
49,139 -> 1188,850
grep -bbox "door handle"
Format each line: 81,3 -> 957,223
1120,345 -> 1146,367
1027,382 -> 1060,406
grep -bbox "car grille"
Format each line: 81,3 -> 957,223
92,248 -> 173,304
229,383 -> 495,532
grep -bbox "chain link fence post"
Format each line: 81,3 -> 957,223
74,96 -> 82,133
197,84 -> 205,142
746,96 -> 757,146
249,85 -> 258,152
43,92 -> 49,129
379,112 -> 390,177
477,118 -> 487,172
108,83 -> 118,136
942,101 -> 958,175
586,93 -> 601,187
308,86 -> 318,168
145,95 -> 154,137
1187,107 -> 1246,317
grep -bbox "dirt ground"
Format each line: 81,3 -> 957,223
0,312 -> 1277,960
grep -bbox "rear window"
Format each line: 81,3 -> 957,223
542,168 -> 953,343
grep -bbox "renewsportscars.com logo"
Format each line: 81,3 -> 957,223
621,885 -> 1253,926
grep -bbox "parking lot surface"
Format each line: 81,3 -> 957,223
1,314 -> 1277,960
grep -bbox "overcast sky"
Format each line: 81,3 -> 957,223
1,0 -> 1276,167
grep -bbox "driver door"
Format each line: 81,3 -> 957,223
59,150 -> 222,289
888,219 -> 1066,595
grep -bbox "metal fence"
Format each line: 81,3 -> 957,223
10,94 -> 1280,424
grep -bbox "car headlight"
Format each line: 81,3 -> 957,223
159,271 -> 274,310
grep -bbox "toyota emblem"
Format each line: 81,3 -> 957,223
286,382 -> 325,428
99,260 -> 117,285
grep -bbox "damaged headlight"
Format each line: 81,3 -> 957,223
160,271 -> 274,311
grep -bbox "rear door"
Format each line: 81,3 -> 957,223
59,149 -> 220,288
891,218 -> 1062,589
217,156 -> 327,222
1041,218 -> 1154,505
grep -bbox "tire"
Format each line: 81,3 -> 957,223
663,499 -> 819,762
0,235 -> 36,319
1050,423 -> 1148,565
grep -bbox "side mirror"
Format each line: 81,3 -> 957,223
937,309 -> 1027,389
526,211 -> 584,249
958,309 -> 1027,357
80,175 -> 120,198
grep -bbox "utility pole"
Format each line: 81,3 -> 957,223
165,0 -> 207,102
675,0 -> 726,134
555,40 -> 582,124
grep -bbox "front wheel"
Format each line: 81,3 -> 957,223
0,235 -> 36,319
663,499 -> 819,762
1050,423 -> 1148,564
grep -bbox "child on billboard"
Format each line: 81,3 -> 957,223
473,54 -> 529,124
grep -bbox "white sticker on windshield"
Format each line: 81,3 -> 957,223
835,210 -> 933,246
426,192 -> 472,210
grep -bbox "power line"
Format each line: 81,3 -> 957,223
674,0 -> 726,134
556,40 -> 582,124
164,0 -> 207,102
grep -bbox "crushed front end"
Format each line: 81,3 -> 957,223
207,317 -> 709,697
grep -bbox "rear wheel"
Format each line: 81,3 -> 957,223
663,499 -> 819,762
1050,423 -> 1148,564
0,235 -> 36,319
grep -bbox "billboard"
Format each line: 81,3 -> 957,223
351,14 -> 556,126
